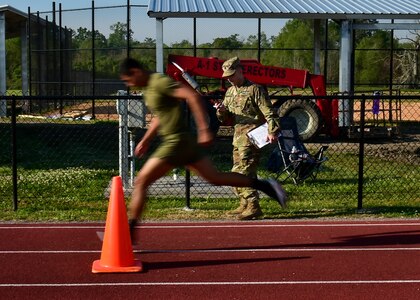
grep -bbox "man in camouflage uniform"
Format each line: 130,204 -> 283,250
216,57 -> 282,220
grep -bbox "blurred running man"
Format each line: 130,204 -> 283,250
119,58 -> 287,242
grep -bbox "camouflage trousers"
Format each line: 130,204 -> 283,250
231,143 -> 261,203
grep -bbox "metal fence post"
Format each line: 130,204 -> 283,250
117,93 -> 129,188
184,106 -> 192,210
11,97 -> 18,210
357,94 -> 366,210
91,1 -> 96,118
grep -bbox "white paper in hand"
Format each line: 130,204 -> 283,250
247,122 -> 269,149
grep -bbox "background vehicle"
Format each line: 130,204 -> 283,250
166,54 -> 339,141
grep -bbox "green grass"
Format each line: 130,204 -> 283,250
0,120 -> 419,222
1,159 -> 418,221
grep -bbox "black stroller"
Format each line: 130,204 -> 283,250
267,117 -> 328,184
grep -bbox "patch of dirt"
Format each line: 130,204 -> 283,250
56,100 -> 419,161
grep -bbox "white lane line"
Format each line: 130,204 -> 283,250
1,280 -> 420,287
0,222 -> 419,230
1,247 -> 420,254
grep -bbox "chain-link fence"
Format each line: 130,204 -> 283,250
3,2 -> 420,220
1,93 -> 419,217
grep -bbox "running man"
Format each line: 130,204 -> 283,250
119,58 -> 287,242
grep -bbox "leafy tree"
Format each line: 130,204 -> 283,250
270,19 -> 313,70
4,15 -> 416,95
6,37 -> 22,90
168,39 -> 193,56
108,22 -> 134,48
72,27 -> 90,48
131,38 -> 157,71
325,20 -> 341,83
353,19 -> 379,42
243,32 -> 272,48
212,34 -> 243,49
196,43 -> 213,58
354,30 -> 394,85
241,33 -> 273,61
326,21 -> 341,49
71,27 -> 108,75
71,27 -> 106,49
394,32 -> 420,88
171,39 -> 192,49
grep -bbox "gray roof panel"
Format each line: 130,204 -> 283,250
147,0 -> 420,19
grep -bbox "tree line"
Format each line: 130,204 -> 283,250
6,19 -> 420,90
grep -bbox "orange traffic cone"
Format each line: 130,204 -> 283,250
92,176 -> 142,273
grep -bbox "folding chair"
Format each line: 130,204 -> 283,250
268,117 -> 328,184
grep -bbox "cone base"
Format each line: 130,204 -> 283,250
92,259 -> 143,273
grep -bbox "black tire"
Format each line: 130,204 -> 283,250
278,99 -> 322,141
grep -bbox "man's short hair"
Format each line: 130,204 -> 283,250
120,58 -> 146,75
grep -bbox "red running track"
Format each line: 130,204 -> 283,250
0,220 -> 419,299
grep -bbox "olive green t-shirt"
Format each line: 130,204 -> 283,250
143,73 -> 187,137
142,73 -> 204,166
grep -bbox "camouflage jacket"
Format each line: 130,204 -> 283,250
217,79 -> 280,142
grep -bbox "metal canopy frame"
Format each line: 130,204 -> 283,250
147,0 -> 420,20
147,0 -> 420,95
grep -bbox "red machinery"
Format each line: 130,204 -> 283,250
166,54 -> 339,141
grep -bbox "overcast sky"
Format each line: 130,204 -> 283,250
6,0 -> 288,44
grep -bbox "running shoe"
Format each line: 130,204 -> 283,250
266,178 -> 287,208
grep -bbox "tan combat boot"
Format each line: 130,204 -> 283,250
227,198 -> 248,215
237,201 -> 263,220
